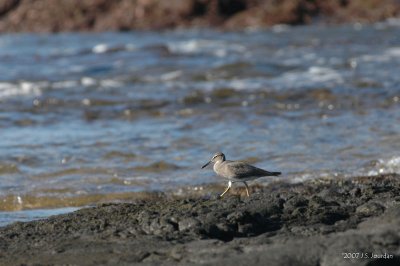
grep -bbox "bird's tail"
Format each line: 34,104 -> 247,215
270,171 -> 281,176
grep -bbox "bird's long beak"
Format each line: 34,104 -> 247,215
201,161 -> 211,169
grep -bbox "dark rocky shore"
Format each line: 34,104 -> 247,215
1,0 -> 400,32
1,174 -> 399,265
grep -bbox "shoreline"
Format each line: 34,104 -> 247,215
0,0 -> 400,33
1,173 -> 399,265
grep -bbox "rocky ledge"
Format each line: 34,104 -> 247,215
0,174 -> 400,265
1,0 -> 400,32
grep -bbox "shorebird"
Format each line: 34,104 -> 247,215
201,152 -> 281,197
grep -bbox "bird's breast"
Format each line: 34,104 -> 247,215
213,162 -> 232,179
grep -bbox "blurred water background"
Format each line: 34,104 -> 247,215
1,22 -> 400,225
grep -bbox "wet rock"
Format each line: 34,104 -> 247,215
0,174 -> 399,265
178,218 -> 201,232
1,0 -> 400,32
356,202 -> 385,217
311,206 -> 349,225
350,187 -> 361,197
371,230 -> 400,247
309,195 -> 340,208
284,195 -> 308,210
0,0 -> 19,16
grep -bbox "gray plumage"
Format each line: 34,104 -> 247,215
214,160 -> 280,181
201,152 -> 281,197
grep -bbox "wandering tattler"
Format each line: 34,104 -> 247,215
201,152 -> 281,197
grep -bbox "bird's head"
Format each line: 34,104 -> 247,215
201,152 -> 225,168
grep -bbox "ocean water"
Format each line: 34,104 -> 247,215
1,23 -> 400,225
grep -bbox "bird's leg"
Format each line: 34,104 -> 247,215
219,180 -> 232,198
243,181 -> 250,197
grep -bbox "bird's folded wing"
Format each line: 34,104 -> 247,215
224,161 -> 272,179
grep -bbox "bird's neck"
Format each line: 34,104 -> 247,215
213,160 -> 222,171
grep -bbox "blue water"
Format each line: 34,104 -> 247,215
0,207 -> 80,227
0,23 -> 400,223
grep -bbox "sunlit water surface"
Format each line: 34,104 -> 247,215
1,22 -> 400,225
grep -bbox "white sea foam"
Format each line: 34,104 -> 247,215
384,17 -> 400,27
0,81 -> 43,99
374,18 -> 400,29
142,70 -> 183,82
278,157 -> 400,184
167,39 -> 245,57
100,79 -> 122,88
92,43 -> 108,54
282,171 -> 347,184
270,66 -> 343,89
357,46 -> 400,63
52,80 -> 78,89
81,77 -> 97,87
160,70 -> 183,81
272,24 -> 291,33
179,67 -> 343,92
189,77 -> 268,92
385,47 -> 400,57
366,156 -> 400,176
